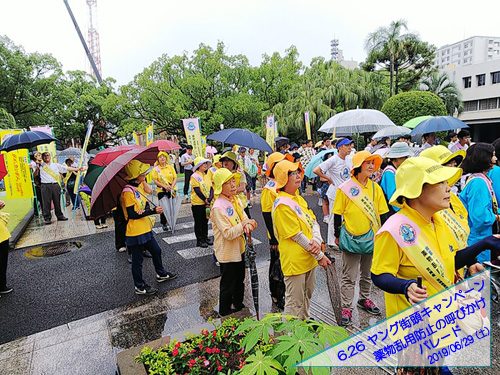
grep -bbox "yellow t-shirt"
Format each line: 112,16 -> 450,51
371,203 -> 457,318
449,192 -> 469,230
333,177 -> 389,235
206,166 -> 218,184
121,184 -> 152,237
273,191 -> 318,276
234,170 -> 248,208
0,218 -> 10,243
260,181 -> 278,213
151,164 -> 177,192
190,171 -> 212,206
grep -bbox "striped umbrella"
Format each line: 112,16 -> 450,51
246,234 -> 260,320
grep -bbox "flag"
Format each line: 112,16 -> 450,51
145,124 -> 154,146
182,118 -> 203,158
73,121 -> 94,195
304,112 -> 312,140
0,129 -> 33,198
132,131 -> 140,146
265,115 -> 275,151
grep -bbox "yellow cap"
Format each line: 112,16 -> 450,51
124,160 -> 152,180
265,152 -> 286,177
213,154 -> 221,164
220,151 -> 238,167
419,145 -> 465,166
157,151 -> 169,160
273,160 -> 302,189
213,168 -> 235,195
351,150 -> 382,174
389,156 -> 462,207
192,156 -> 211,172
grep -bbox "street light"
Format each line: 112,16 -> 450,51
220,124 -> 224,130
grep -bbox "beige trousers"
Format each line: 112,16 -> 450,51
284,268 -> 316,320
340,251 -> 373,309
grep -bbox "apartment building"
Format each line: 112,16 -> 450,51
436,36 -> 500,141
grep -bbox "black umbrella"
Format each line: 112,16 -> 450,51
0,130 -> 56,152
324,253 -> 342,325
246,234 -> 260,320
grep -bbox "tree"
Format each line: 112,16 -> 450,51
381,91 -> 447,126
0,108 -> 16,129
363,20 -> 436,96
420,71 -> 463,115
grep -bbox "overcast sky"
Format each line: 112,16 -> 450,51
2,0 -> 498,86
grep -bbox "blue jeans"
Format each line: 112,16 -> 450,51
128,236 -> 167,288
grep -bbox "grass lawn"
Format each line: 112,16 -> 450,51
1,195 -> 32,232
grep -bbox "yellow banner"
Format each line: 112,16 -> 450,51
265,115 -> 275,152
145,124 -> 154,146
0,129 -> 34,199
30,126 -> 56,160
201,136 -> 207,157
182,118 -> 203,158
304,112 -> 312,140
132,131 -> 141,146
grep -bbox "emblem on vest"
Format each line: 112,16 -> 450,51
350,186 -> 360,197
294,206 -> 302,216
399,224 -> 416,244
226,207 -> 234,216
267,181 -> 275,188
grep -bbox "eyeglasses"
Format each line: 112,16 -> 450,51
288,171 -> 300,177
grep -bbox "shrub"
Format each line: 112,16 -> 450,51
381,91 -> 447,126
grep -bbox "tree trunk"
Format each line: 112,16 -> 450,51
389,59 -> 394,97
394,63 -> 399,95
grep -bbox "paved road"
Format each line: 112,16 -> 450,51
0,195 -> 330,344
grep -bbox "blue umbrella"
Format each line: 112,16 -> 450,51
410,116 -> 469,135
207,128 -> 273,153
304,149 -> 337,178
0,130 -> 56,152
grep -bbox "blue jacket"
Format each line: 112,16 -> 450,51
380,168 -> 399,212
487,165 -> 500,204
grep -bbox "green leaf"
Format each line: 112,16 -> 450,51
238,351 -> 283,375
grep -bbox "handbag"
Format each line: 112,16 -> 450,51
339,225 -> 374,254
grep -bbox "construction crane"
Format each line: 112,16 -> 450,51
63,0 -> 103,84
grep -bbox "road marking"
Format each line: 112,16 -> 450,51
177,238 -> 262,259
162,230 -> 214,244
153,221 -> 212,234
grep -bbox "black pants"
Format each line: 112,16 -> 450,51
0,239 -> 9,290
157,191 -> 172,225
269,248 -> 285,309
112,209 -> 127,250
41,183 -> 64,221
219,260 -> 245,315
184,169 -> 193,196
192,205 -> 208,243
94,216 -> 106,225
128,236 -> 167,289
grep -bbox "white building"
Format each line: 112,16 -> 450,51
436,36 -> 500,141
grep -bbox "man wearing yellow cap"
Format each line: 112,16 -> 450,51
272,160 -> 331,319
152,151 -> 177,231
190,157 -> 214,248
211,168 -> 257,316
261,152 -> 286,310
121,160 -> 177,296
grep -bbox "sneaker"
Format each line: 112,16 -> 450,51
156,272 -> 177,282
0,287 -> 13,294
215,261 -> 220,267
44,220 -> 52,225
117,247 -> 127,253
197,241 -> 208,248
134,285 -> 158,295
357,298 -> 381,315
323,215 -> 330,223
162,225 -> 170,232
101,223 -> 108,228
142,250 -> 153,258
57,217 -> 68,221
340,308 -> 352,326
205,238 -> 214,246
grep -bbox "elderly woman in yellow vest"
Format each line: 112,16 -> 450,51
272,160 -> 331,320
152,151 -> 177,231
211,168 -> 257,316
0,200 -> 12,294
206,154 -> 221,184
220,151 -> 250,218
190,157 -> 214,248
261,152 -> 286,310
332,151 -> 389,326
120,160 -> 177,296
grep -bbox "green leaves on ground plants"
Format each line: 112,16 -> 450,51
238,351 -> 283,375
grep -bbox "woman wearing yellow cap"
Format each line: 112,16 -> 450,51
121,160 -> 177,296
211,168 -> 257,316
272,160 -> 332,319
332,151 -> 389,325
190,157 -> 214,248
152,151 -> 177,231
261,152 -> 286,310
206,154 -> 221,184
220,151 -> 250,218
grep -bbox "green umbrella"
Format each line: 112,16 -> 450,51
83,163 -> 105,189
403,115 -> 433,129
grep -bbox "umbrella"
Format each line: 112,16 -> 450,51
402,115 -> 433,129
158,195 -> 183,233
207,128 -> 273,153
245,234 -> 260,320
304,149 -> 337,178
318,109 -> 395,135
90,147 -> 159,218
0,154 -> 7,180
0,130 -> 56,152
59,147 -> 87,158
205,145 -> 217,157
324,253 -> 342,325
372,126 -> 411,140
410,116 -> 469,135
90,145 -> 141,166
83,163 -> 105,189
148,139 -> 181,152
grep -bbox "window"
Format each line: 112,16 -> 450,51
477,74 -> 486,86
487,98 -> 498,109
479,99 -> 489,110
464,101 -> 478,111
463,76 -> 472,88
492,71 -> 500,84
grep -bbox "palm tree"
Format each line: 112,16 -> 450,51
421,71 -> 463,115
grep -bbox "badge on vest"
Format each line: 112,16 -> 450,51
350,186 -> 360,197
226,207 -> 234,216
399,224 -> 416,244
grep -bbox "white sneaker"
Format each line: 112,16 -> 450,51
117,247 -> 127,253
323,215 -> 330,223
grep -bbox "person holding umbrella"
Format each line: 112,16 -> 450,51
152,151 -> 177,232
272,160 -> 331,320
121,160 -> 177,296
190,157 -> 214,248
211,168 -> 257,316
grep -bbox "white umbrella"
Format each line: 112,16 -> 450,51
158,196 -> 182,233
372,126 -> 411,140
318,109 -> 395,135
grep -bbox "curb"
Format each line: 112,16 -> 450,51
9,208 -> 33,249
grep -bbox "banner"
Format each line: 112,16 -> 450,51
73,121 -> 94,195
30,125 -> 57,159
304,112 -> 312,140
145,124 -> 154,146
182,118 -> 203,158
201,135 -> 207,158
132,131 -> 141,146
265,115 -> 275,151
0,129 -> 33,198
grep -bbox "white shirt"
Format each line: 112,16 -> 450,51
180,153 -> 194,170
450,142 -> 468,153
40,162 -> 67,184
318,154 -> 352,200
